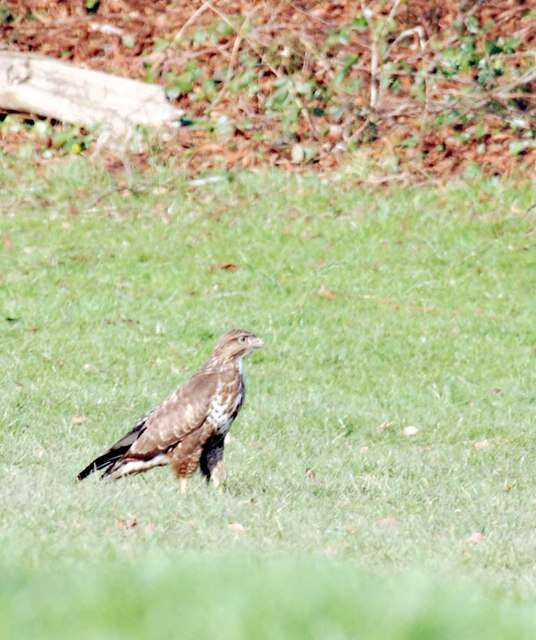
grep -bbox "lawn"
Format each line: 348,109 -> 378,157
1,157 -> 535,638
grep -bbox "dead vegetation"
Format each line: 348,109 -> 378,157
1,0 -> 534,177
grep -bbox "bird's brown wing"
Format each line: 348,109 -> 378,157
77,370 -> 218,481
108,370 -> 218,471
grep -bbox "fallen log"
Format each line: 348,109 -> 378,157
0,51 -> 182,132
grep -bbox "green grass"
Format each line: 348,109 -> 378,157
4,557 -> 536,640
1,157 -> 536,637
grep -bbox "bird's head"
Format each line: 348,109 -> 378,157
212,329 -> 264,361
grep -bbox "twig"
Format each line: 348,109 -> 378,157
368,0 -> 403,110
174,1 -> 212,43
369,38 -> 378,109
210,6 -> 260,109
160,45 -> 233,75
385,26 -> 426,59
226,35 -> 243,84
89,23 -> 124,37
387,0 -> 402,23
346,118 -> 372,145
205,1 -> 281,78
496,68 -> 536,96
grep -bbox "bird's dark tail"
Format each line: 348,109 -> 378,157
77,448 -> 126,481
77,411 -> 151,481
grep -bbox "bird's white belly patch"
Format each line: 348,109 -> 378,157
112,453 -> 170,478
209,399 -> 231,434
209,390 -> 242,435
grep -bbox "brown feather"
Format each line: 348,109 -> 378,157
126,372 -> 217,459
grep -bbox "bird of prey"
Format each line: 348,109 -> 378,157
77,329 -> 263,491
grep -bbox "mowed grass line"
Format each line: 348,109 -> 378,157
1,157 -> 535,636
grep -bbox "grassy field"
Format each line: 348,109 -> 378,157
1,157 -> 535,638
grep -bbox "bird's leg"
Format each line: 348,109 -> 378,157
200,437 -> 226,491
179,477 -> 188,495
210,460 -> 227,491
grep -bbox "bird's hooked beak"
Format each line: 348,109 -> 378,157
250,336 -> 264,350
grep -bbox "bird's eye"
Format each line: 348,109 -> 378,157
239,335 -> 247,344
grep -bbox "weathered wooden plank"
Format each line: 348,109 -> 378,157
0,51 -> 181,131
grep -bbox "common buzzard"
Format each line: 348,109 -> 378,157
77,329 -> 263,491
